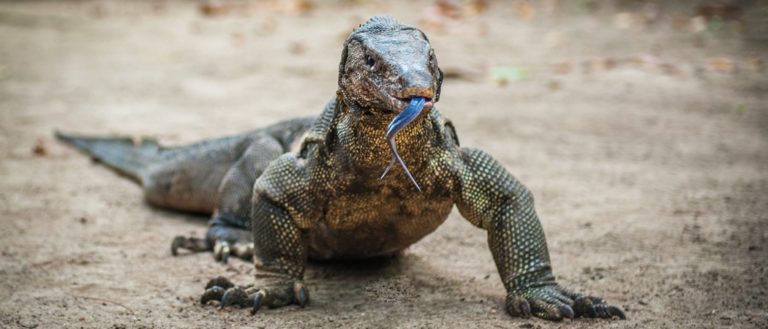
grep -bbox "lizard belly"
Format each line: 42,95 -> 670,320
307,190 -> 453,260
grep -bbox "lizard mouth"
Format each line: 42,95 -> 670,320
385,93 -> 433,113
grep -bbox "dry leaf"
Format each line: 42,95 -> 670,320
88,3 -> 107,18
441,67 -> 475,81
626,56 -> 644,67
490,66 -> 527,86
672,15 -> 688,29
199,0 -> 232,17
464,0 -> 488,16
289,41 -> 307,55
659,63 -> 683,77
151,2 -> 167,15
641,3 -> 660,23
33,138 -> 47,156
634,55 -> 661,70
552,62 -> 571,74
282,0 -> 314,15
689,16 -> 707,33
261,17 -> 278,34
613,12 -> 635,29
341,0 -> 367,5
709,57 -> 737,73
436,0 -> 462,19
547,80 -> 561,91
590,57 -> 615,71
516,0 -> 534,21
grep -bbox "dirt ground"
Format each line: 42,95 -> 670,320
1,1 -> 767,328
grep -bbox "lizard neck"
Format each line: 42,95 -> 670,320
333,99 -> 436,182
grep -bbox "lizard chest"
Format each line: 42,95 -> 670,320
306,182 -> 453,260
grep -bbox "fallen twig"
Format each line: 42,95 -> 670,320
71,295 -> 136,315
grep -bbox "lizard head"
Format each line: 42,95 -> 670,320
337,16 -> 443,191
338,16 -> 443,114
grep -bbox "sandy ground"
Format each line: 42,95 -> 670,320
1,1 -> 767,328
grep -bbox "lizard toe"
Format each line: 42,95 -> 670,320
508,285 -> 583,321
505,294 -> 531,318
170,235 -> 208,256
201,286 -> 226,305
221,287 -> 250,308
568,291 -> 626,320
592,303 -> 625,319
530,298 -> 574,321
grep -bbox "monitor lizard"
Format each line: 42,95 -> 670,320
56,16 -> 625,321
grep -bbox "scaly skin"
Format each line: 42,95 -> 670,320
58,16 -> 625,321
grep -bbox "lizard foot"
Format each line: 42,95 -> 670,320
171,225 -> 254,263
506,285 -> 625,321
200,276 -> 309,313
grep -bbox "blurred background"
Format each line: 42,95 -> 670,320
1,1 -> 766,328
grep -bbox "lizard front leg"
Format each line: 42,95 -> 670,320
202,154 -> 312,313
201,196 -> 309,312
452,148 -> 625,321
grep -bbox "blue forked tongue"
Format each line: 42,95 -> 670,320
380,97 -> 427,191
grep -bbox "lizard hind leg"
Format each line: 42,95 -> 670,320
170,134 -> 285,263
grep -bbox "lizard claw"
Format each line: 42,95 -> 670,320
251,290 -> 265,315
170,236 -> 184,256
529,298 -> 574,321
213,240 -> 231,263
293,282 -> 309,308
559,303 -> 575,320
572,295 -> 626,319
506,285 -> 625,321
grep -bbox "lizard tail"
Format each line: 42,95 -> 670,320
55,131 -> 161,184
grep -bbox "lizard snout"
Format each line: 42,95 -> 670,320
395,69 -> 435,101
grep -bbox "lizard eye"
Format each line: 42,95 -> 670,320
365,55 -> 376,69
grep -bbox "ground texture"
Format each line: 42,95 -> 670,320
1,1 -> 767,328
